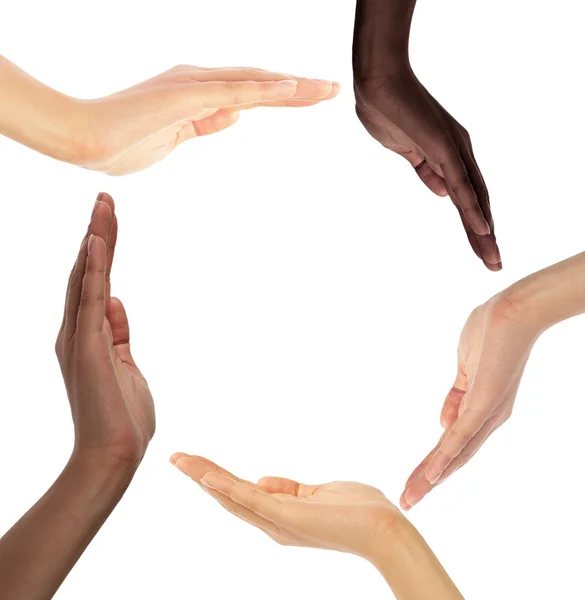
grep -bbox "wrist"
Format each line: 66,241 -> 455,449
369,516 -> 463,599
494,254 -> 585,336
37,95 -> 92,166
4,88 -> 89,166
0,56 -> 93,167
367,511 -> 411,566
69,448 -> 141,485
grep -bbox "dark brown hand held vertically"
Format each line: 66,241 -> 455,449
0,194 -> 154,600
353,0 -> 501,271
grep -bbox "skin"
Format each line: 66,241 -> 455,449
0,194 -> 154,599
170,455 -> 464,600
353,0 -> 500,270
0,56 -> 339,175
401,251 -> 585,509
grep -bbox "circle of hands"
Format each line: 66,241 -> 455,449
57,192 -> 538,557
53,62 -> 535,558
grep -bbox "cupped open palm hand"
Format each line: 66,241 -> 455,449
401,295 -> 539,509
171,455 -> 400,560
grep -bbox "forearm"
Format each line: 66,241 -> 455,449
353,0 -> 417,77
370,518 -> 463,600
0,453 -> 135,600
0,55 -> 84,163
502,251 -> 585,334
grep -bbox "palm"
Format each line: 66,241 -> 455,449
446,300 -> 531,430
261,479 -> 398,556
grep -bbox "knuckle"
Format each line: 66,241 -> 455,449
79,289 -> 105,306
450,427 -> 473,445
273,535 -> 288,546
169,64 -> 192,73
460,127 -> 471,142
451,172 -> 474,193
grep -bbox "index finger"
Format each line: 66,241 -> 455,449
424,407 -> 490,484
201,472 -> 284,522
170,454 -> 262,489
196,80 -> 299,110
62,195 -> 113,341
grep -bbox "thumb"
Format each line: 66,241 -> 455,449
440,368 -> 467,428
258,477 -> 300,495
175,109 -> 239,145
258,476 -> 318,498
107,297 -> 136,367
414,159 -> 449,197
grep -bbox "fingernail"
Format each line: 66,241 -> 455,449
88,234 -> 95,252
404,489 -> 424,509
479,217 -> 491,236
169,453 -> 183,465
485,261 -> 502,272
426,469 -> 441,485
174,458 -> 190,475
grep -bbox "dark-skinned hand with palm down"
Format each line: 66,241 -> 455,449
353,0 -> 501,271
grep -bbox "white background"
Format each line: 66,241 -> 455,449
1,0 -> 584,598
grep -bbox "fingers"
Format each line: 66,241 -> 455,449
423,405 -> 491,485
200,472 -> 284,522
170,454 -> 261,488
105,202 -> 118,306
239,81 -> 341,109
460,145 -> 501,270
171,456 -> 280,536
196,80 -> 299,110
76,234 -> 108,335
62,194 -> 113,341
169,66 -> 337,102
174,79 -> 339,143
403,429 -> 449,492
202,485 -> 279,536
173,456 -> 220,482
441,154 -> 490,237
401,412 -> 505,509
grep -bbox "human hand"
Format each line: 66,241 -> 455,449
170,454 -> 401,561
354,67 -> 500,271
401,293 -> 539,509
55,193 -> 155,468
74,66 -> 339,175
